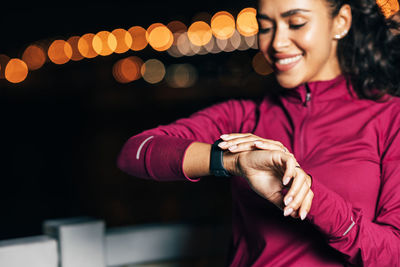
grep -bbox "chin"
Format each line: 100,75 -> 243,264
275,74 -> 303,89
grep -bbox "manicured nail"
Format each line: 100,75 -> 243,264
284,207 -> 293,216
228,145 -> 237,151
218,142 -> 227,148
300,211 -> 308,220
220,134 -> 229,139
254,141 -> 262,146
283,176 -> 291,186
284,196 -> 293,206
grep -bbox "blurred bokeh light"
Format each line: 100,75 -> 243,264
252,51 -> 273,75
141,59 -> 165,84
48,40 -> 73,65
188,21 -> 212,47
166,63 -> 198,88
176,33 -> 201,56
211,11 -> 236,40
93,31 -> 117,56
67,36 -> 85,61
146,23 -> 174,52
128,26 -> 148,51
78,33 -> 98,58
236,8 -> 258,37
167,21 -> 187,34
5,58 -> 28,83
22,44 -> 46,70
113,56 -> 143,83
112,29 -> 133,54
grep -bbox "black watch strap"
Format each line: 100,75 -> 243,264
210,139 -> 231,177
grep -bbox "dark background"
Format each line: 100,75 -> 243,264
0,0 -> 272,241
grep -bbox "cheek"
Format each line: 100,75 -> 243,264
298,23 -> 333,58
258,35 -> 273,60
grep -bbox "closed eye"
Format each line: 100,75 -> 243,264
259,27 -> 272,34
290,22 -> 307,29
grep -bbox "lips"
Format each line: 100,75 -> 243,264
272,54 -> 303,72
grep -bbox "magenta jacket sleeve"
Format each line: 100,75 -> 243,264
306,128 -> 400,266
117,99 -> 257,181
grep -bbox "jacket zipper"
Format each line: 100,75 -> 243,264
299,83 -> 311,160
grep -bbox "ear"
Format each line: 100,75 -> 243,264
333,4 -> 352,40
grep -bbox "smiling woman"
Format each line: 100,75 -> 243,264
257,0 -> 348,88
117,0 -> 400,266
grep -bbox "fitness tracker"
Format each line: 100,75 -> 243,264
210,139 -> 231,177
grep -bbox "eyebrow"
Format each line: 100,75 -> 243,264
256,9 -> 311,20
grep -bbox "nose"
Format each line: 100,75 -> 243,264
272,26 -> 290,51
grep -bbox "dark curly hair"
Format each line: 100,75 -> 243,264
326,0 -> 400,100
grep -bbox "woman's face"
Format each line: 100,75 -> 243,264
258,0 -> 342,88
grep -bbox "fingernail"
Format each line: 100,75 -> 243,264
284,207 -> 293,217
283,176 -> 291,186
218,142 -> 227,148
220,134 -> 229,139
284,196 -> 293,206
228,145 -> 237,151
254,141 -> 262,146
300,211 -> 308,220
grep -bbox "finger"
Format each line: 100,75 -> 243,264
254,141 -> 288,152
280,153 -> 296,186
285,181 -> 309,213
290,209 -> 300,219
299,190 -> 314,220
219,136 -> 259,150
228,140 -> 284,153
283,170 -> 306,209
220,133 -> 252,141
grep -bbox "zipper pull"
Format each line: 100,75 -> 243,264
304,83 -> 311,106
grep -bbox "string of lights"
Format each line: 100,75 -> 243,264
0,7 -> 273,85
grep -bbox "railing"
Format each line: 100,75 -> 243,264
0,217 -> 230,267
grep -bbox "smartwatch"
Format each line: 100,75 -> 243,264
210,139 -> 231,177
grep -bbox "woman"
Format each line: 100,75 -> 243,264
117,0 -> 400,265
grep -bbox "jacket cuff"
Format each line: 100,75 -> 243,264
306,178 -> 360,239
145,136 -> 199,182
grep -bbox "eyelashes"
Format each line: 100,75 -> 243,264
259,28 -> 272,34
290,22 -> 307,29
258,22 -> 308,34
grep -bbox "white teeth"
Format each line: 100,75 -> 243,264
277,55 -> 302,65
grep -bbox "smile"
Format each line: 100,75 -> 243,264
273,54 -> 303,72
276,55 -> 303,65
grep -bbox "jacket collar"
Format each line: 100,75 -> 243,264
280,75 -> 357,105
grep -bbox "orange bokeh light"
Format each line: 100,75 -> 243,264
48,40 -> 73,65
237,8 -> 258,37
252,51 -> 273,75
67,36 -> 85,61
146,23 -> 173,51
113,56 -> 143,83
78,33 -> 98,58
188,21 -> 212,46
0,54 -> 11,79
128,26 -> 148,51
22,44 -> 46,70
167,21 -> 187,34
93,31 -> 117,56
5,58 -> 28,83
211,11 -> 236,40
112,28 -> 133,54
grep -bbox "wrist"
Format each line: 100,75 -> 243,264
223,151 -> 240,176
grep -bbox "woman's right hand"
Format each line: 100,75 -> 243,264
221,134 -> 313,220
